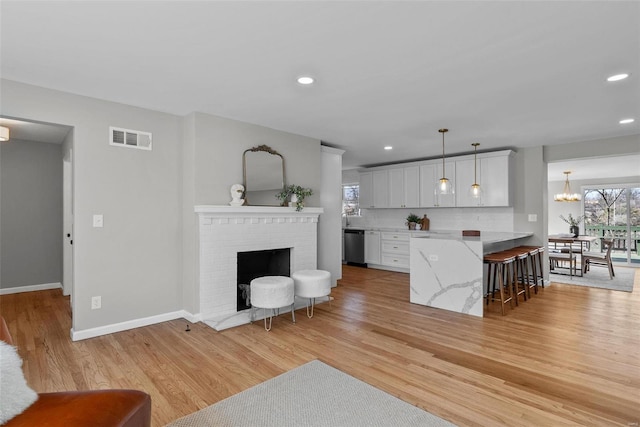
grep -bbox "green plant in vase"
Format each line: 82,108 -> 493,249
406,213 -> 420,230
276,185 -> 313,211
560,213 -> 584,237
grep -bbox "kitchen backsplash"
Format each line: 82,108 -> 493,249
346,207 -> 514,232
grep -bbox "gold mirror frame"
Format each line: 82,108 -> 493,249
242,145 -> 286,206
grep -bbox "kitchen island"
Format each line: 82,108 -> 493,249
410,231 -> 533,317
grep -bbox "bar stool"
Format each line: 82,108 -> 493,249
500,248 -> 530,303
484,252 -> 516,315
514,245 -> 545,293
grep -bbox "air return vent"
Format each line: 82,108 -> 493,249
109,126 -> 152,151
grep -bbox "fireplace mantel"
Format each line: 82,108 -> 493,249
195,205 -> 323,330
195,205 -> 323,216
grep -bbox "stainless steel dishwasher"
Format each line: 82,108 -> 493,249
344,229 -> 365,265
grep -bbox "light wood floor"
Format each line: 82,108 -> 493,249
1,266 -> 639,426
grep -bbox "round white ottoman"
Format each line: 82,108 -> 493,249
250,276 -> 295,331
292,269 -> 332,318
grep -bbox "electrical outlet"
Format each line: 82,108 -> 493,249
91,296 -> 101,310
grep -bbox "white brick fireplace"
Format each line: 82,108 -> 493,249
195,205 -> 323,330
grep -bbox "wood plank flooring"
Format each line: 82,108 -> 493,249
1,265 -> 639,426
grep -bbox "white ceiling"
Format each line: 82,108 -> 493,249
1,1 -> 638,169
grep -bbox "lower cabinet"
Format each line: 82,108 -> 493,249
380,232 -> 410,268
365,231 -> 381,264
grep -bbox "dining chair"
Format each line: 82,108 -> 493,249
582,239 -> 615,279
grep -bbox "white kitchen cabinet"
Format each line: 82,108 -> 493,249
365,230 -> 381,264
380,231 -> 410,269
404,166 -> 420,208
455,158 -> 478,207
479,156 -> 511,206
455,155 -> 511,207
388,168 -> 404,208
388,166 -> 419,208
372,170 -> 389,208
420,161 -> 455,207
359,171 -> 373,208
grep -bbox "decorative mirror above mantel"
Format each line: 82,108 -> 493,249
242,145 -> 286,206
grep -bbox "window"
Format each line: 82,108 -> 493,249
342,184 -> 360,216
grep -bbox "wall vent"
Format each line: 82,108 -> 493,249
109,127 -> 152,151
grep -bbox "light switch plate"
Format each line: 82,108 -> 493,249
93,214 -> 104,228
528,214 -> 537,222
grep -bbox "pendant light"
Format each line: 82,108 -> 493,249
0,126 -> 9,142
436,128 -> 453,195
554,171 -> 581,202
469,142 -> 482,199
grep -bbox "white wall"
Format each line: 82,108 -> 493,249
318,146 -> 344,286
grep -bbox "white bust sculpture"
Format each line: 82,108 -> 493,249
229,184 -> 245,206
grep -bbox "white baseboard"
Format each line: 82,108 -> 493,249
0,282 -> 61,295
70,309 -> 200,341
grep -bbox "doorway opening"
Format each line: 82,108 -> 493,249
0,116 -> 74,309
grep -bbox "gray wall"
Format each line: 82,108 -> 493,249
2,79 -> 183,333
180,112 -> 322,314
1,79 -> 322,335
1,139 -> 63,288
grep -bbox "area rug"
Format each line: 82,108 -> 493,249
550,265 -> 636,292
166,360 -> 456,427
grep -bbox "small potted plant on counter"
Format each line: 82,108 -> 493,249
276,184 -> 313,211
406,213 -> 420,230
560,213 -> 585,237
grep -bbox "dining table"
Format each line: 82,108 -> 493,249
548,234 -> 598,277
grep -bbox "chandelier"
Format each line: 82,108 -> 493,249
554,171 -> 581,202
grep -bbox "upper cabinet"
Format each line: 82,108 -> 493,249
419,161 -> 455,207
359,170 -> 389,208
360,150 -> 513,209
478,155 -> 512,206
359,171 -> 373,208
455,153 -> 512,207
372,170 -> 390,208
388,166 -> 420,208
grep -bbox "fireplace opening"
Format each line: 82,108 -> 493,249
237,248 -> 291,312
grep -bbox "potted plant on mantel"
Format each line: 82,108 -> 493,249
276,185 -> 313,211
560,213 -> 585,237
406,213 -> 421,230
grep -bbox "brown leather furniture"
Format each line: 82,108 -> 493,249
1,316 -> 151,427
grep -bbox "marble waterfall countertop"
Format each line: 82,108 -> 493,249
344,226 -> 532,244
408,230 -> 532,317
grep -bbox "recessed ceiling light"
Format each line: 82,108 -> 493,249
297,76 -> 314,85
619,118 -> 635,124
607,73 -> 629,82
384,146 -> 393,150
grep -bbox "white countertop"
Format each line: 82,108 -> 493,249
343,226 -> 532,243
